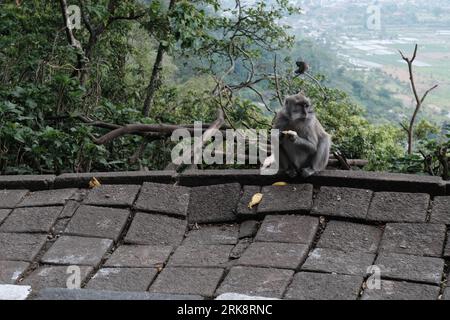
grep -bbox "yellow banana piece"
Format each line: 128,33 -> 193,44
248,193 -> 263,209
89,177 -> 101,189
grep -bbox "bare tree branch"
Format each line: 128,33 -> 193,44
273,54 -> 284,107
59,0 -> 87,81
399,44 -> 439,154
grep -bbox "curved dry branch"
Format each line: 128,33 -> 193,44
399,44 -> 439,154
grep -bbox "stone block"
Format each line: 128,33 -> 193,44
375,253 -> 444,285
302,248 -> 375,276
64,205 -> 130,241
84,185 -> 141,207
0,233 -> 47,262
237,242 -> 309,270
183,225 -> 238,245
0,207 -> 62,233
86,268 -> 157,292
167,245 -> 233,268
311,187 -> 373,219
379,223 -> 446,257
284,272 -> 363,300
215,266 -> 293,299
317,221 -> 382,254
125,213 -> 186,246
367,192 -> 430,223
0,190 -> 29,208
187,183 -> 241,224
41,236 -> 113,267
134,183 -> 190,218
257,184 -> 313,215
104,245 -> 173,268
255,215 -> 319,245
149,267 -> 225,298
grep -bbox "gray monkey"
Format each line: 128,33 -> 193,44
271,93 -> 331,178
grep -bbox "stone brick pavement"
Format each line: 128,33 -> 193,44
0,173 -> 449,300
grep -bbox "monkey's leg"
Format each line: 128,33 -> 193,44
279,147 -> 297,178
311,135 -> 331,172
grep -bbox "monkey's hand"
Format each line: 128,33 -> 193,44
282,130 -> 298,142
282,130 -> 298,137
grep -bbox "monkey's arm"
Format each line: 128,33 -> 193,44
311,133 -> 331,171
284,131 -> 317,153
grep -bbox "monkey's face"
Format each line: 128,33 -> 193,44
286,94 -> 314,121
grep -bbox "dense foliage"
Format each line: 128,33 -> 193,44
0,0 -> 448,178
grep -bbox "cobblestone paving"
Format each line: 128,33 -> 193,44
0,181 -> 449,300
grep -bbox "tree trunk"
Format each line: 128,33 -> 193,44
142,0 -> 177,117
142,44 -> 165,117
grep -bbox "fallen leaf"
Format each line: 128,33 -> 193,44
89,177 -> 101,189
248,193 -> 263,209
272,182 -> 288,186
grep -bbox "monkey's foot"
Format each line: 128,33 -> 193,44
300,168 -> 316,179
286,169 -> 298,178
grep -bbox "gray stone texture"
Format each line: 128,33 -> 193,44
0,209 -> 11,224
317,221 -> 383,254
239,221 -> 259,239
125,213 -> 186,246
58,200 -> 80,219
362,280 -> 440,300
134,183 -> 190,217
430,196 -> 450,224
22,265 -> 93,289
0,207 -> 62,233
0,175 -> 54,191
86,268 -> 157,292
17,189 -> 77,207
257,184 -> 313,214
237,242 -> 309,270
375,253 -> 445,285
0,190 -> 29,208
236,186 -> 261,218
302,248 -> 375,276
312,187 -> 373,219
168,245 -> 233,268
187,183 -> 241,223
0,233 -> 47,261
379,223 -> 446,257
367,192 -> 430,223
216,266 -> 294,299
284,272 -> 364,300
149,267 -> 225,297
53,218 -> 71,235
64,205 -> 130,241
183,225 -> 238,245
442,287 -> 450,300
84,184 -> 141,207
230,238 -> 252,260
55,171 -> 174,189
41,236 -> 113,267
104,245 -> 173,268
0,260 -> 30,284
33,288 -> 203,300
255,215 -> 319,245
445,232 -> 450,258
309,170 -> 444,196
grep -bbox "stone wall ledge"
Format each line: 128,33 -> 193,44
0,170 -> 447,196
